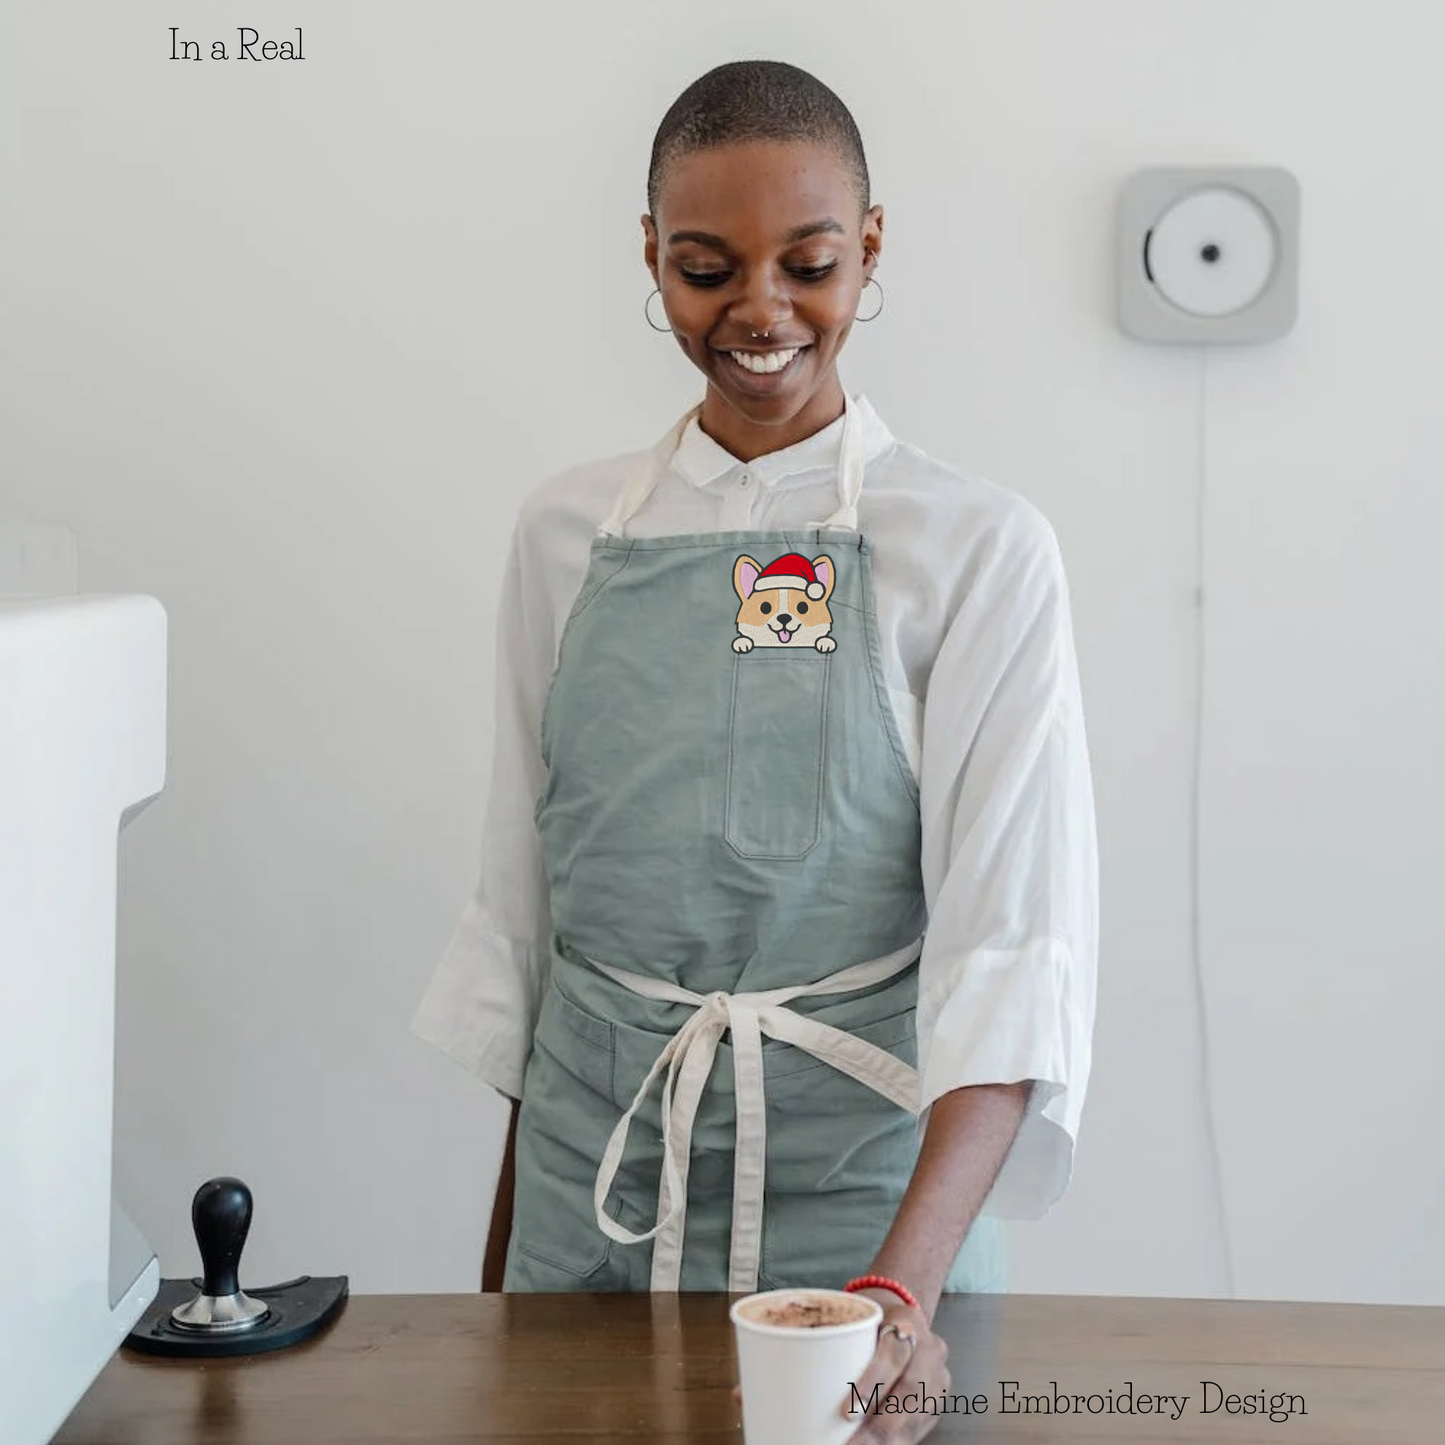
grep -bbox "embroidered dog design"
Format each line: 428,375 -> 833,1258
732,552 -> 836,653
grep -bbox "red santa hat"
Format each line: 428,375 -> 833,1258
753,552 -> 827,600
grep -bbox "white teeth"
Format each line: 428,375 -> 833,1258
729,347 -> 800,374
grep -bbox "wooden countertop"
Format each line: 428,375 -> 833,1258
53,1292 -> 1445,1443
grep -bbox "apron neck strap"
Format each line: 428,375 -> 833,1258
597,392 -> 867,538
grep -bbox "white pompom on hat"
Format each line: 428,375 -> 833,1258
752,552 -> 826,600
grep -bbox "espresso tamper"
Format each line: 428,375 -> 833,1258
168,1177 -> 269,1332
124,1174 -> 346,1357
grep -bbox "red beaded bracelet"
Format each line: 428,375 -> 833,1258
843,1274 -> 920,1311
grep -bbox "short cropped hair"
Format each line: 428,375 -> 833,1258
647,60 -> 871,227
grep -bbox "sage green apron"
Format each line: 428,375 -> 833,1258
503,393 -> 1006,1294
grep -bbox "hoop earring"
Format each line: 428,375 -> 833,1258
644,288 -> 673,333
855,275 -> 884,323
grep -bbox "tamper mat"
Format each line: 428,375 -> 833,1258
124,1273 -> 348,1357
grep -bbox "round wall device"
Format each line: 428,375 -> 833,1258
1118,167 -> 1299,343
1146,187 -> 1278,318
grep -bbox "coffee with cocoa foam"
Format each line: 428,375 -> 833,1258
736,1290 -> 875,1329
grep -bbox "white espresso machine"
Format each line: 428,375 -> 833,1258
0,588 -> 165,1442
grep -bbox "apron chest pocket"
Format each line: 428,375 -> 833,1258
725,650 -> 831,860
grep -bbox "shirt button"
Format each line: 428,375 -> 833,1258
739,473 -> 750,487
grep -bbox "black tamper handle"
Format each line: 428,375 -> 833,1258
193,1176 -> 252,1299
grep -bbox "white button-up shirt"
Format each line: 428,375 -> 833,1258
411,391 -> 1098,1220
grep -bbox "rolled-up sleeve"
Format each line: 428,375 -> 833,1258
409,514 -> 556,1100
915,505 -> 1098,1218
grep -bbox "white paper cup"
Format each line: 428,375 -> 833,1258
731,1288 -> 884,1445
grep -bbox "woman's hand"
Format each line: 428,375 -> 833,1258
841,1298 -> 948,1444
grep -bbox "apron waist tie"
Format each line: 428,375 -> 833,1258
585,937 -> 924,1293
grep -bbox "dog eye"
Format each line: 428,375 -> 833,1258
760,602 -> 772,614
797,601 -> 809,614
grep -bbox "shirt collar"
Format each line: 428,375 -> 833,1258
670,390 -> 895,490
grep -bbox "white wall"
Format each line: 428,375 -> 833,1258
6,0 -> 1441,1304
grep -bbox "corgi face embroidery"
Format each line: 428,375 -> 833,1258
732,552 -> 837,654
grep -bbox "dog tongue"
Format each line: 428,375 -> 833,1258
778,629 -> 792,643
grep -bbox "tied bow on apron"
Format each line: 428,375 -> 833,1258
589,937 -> 923,1293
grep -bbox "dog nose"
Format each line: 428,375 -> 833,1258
777,613 -> 792,627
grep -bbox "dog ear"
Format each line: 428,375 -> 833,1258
734,555 -> 761,601
811,556 -> 835,601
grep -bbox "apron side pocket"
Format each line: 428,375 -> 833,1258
510,985 -> 621,1281
757,1005 -> 920,1289
725,650 -> 830,860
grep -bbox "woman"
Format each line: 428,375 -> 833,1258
413,58 -> 1097,1440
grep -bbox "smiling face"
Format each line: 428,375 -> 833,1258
642,139 -> 884,462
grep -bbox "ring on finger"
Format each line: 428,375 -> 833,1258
879,1321 -> 918,1352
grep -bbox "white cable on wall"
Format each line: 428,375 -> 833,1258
1193,342 -> 1237,1298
